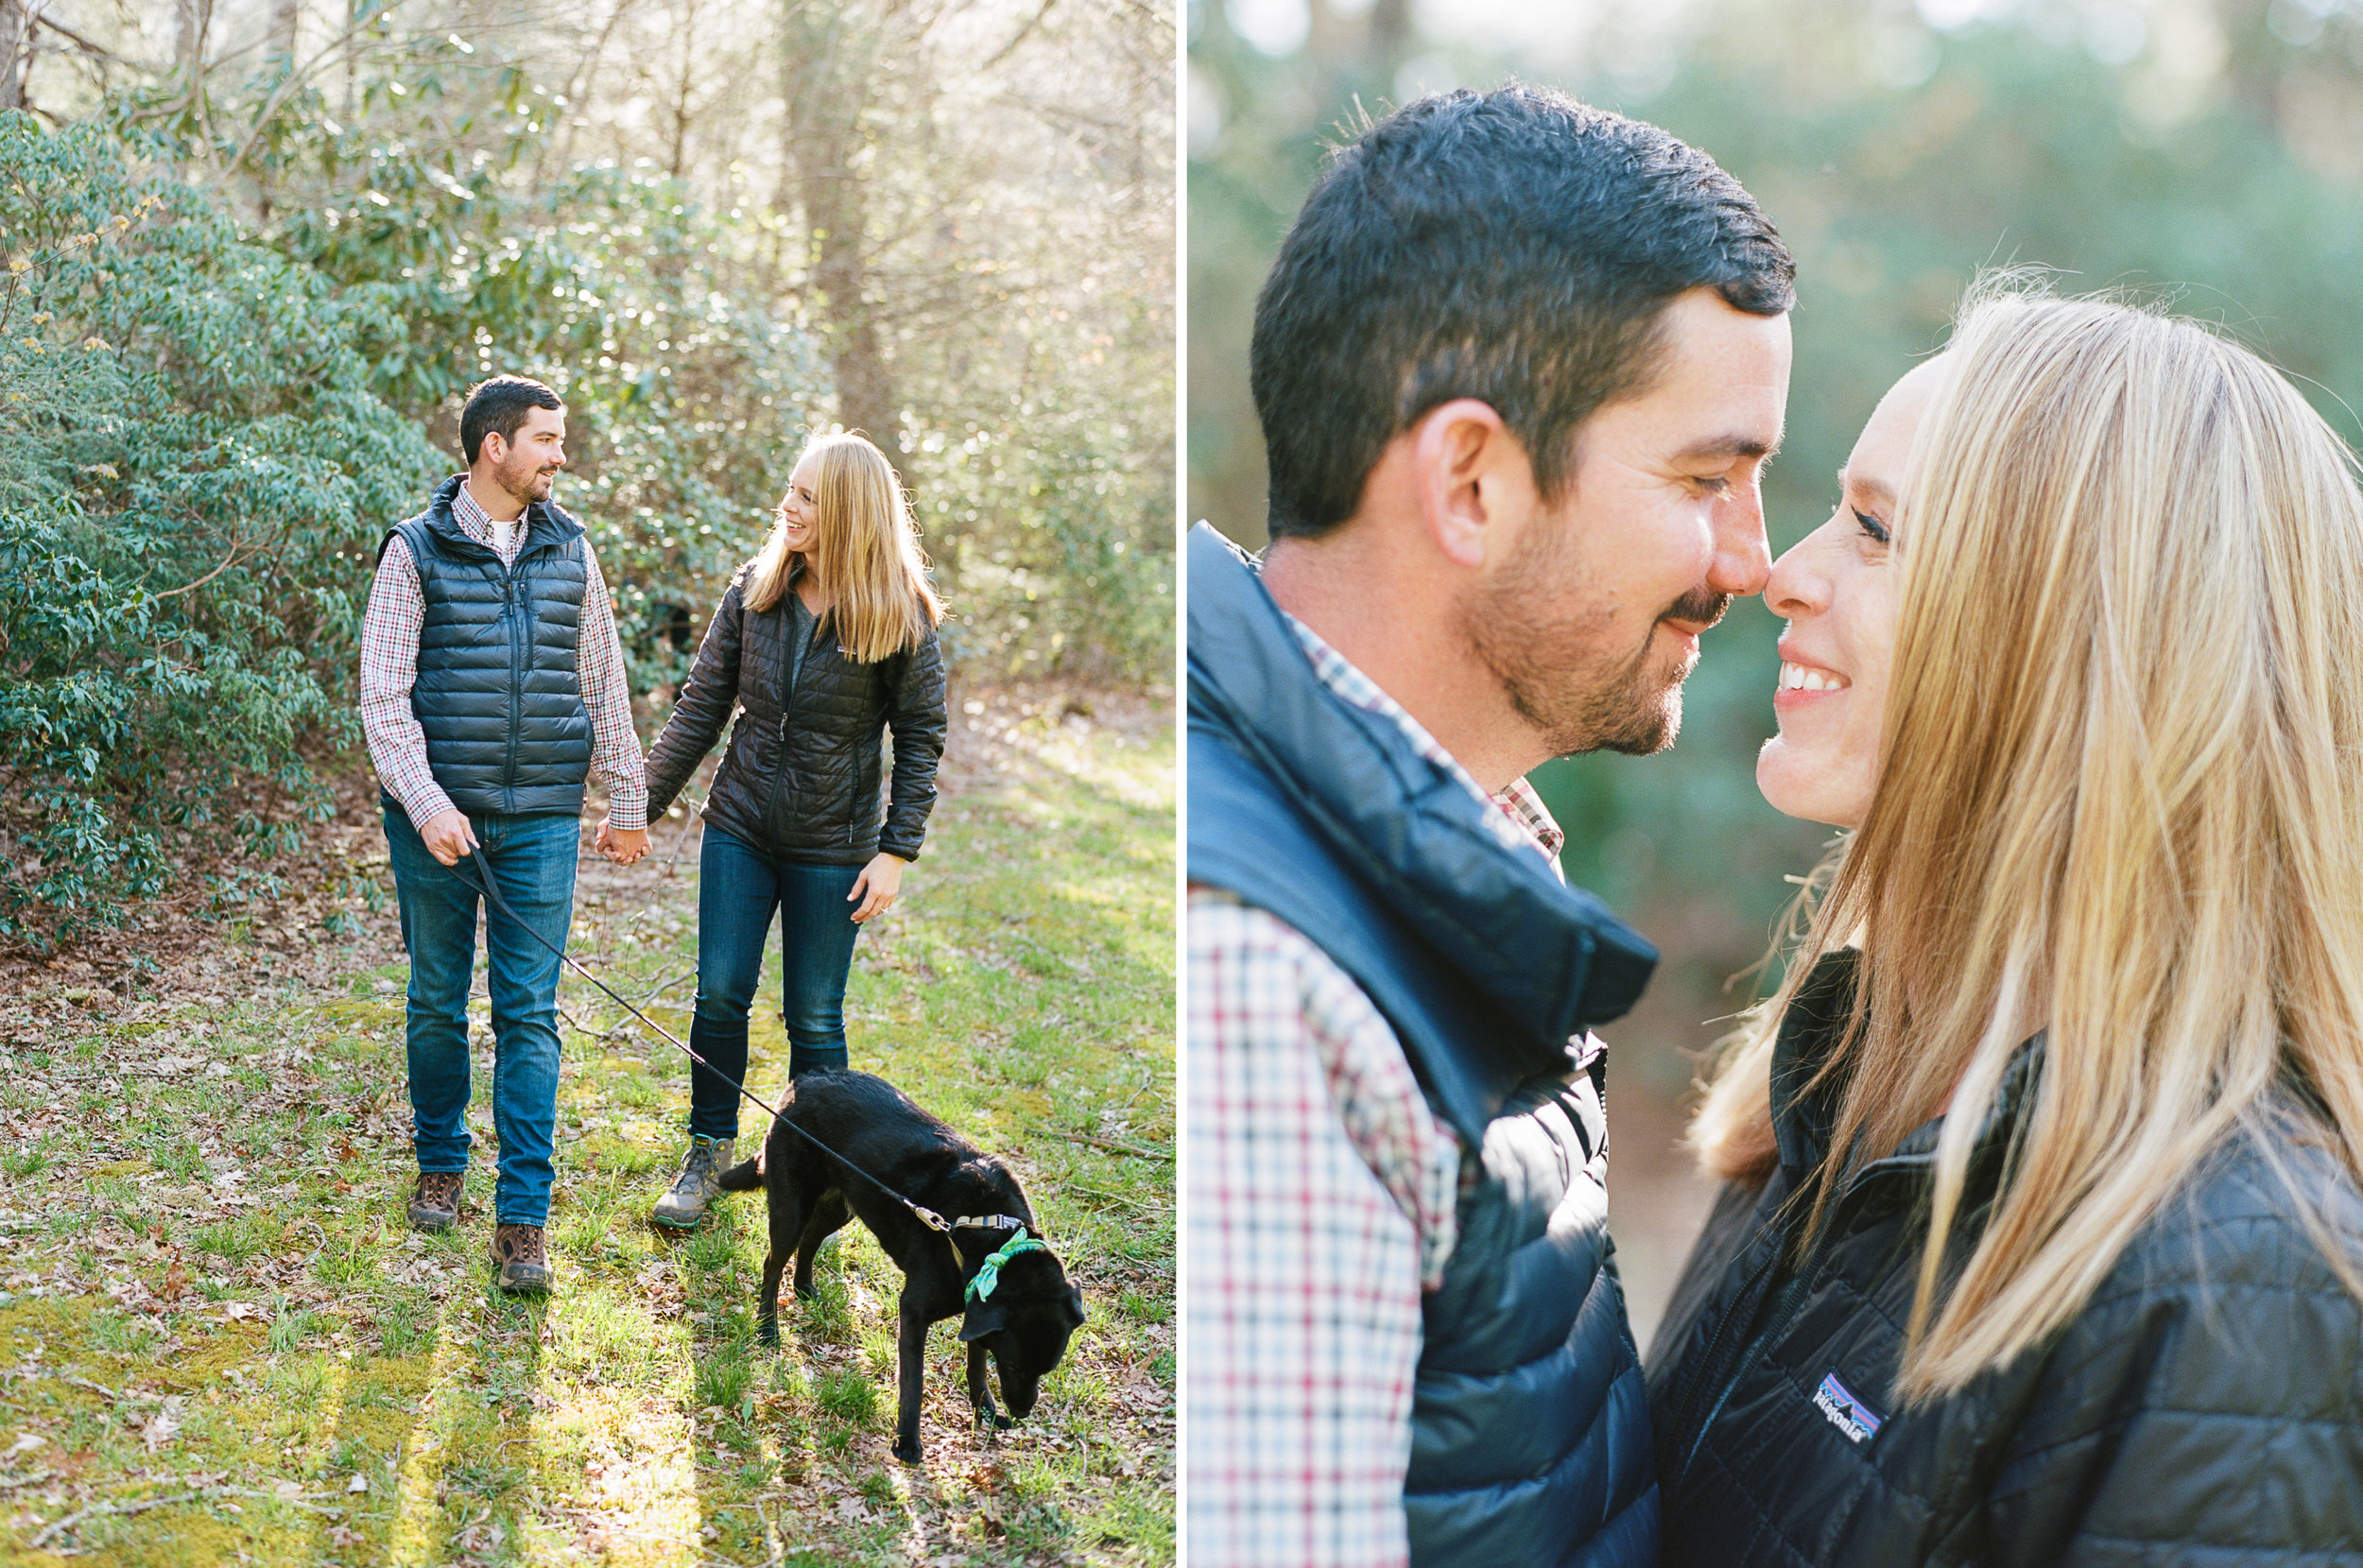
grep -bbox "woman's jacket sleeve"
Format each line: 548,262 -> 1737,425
1978,1190 -> 2363,1561
877,627 -> 947,861
643,577 -> 746,822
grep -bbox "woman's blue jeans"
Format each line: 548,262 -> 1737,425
383,803 -> 578,1227
687,827 -> 866,1141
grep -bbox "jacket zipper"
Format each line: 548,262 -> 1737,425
1669,1153 -> 1929,1491
1666,1226 -> 1792,1490
763,607 -> 816,833
501,539 -> 526,814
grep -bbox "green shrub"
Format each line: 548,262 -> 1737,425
0,111 -> 444,942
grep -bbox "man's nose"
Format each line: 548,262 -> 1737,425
1708,482 -> 1773,598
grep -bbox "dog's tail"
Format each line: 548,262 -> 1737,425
716,1158 -> 763,1192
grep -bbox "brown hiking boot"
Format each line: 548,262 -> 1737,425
407,1171 -> 462,1232
490,1223 -> 551,1295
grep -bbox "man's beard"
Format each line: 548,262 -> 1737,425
1460,518 -> 1729,760
499,457 -> 555,505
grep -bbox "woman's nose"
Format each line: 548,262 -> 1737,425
1764,535 -> 1827,620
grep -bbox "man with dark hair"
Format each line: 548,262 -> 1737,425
360,372 -> 648,1296
1186,86 -> 1795,1565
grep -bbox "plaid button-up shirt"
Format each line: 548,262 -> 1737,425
358,477 -> 647,830
1185,609 -> 1577,1568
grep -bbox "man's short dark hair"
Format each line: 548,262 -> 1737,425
460,374 -> 564,465
1250,84 -> 1795,539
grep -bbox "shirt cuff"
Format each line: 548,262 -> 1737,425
389,778 -> 459,828
602,787 -> 648,834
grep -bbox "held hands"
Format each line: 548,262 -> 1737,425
418,808 -> 480,868
849,852 -> 907,923
596,818 -> 650,865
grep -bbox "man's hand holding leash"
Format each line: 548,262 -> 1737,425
417,808 -> 481,867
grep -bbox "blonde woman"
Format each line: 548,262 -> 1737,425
1647,286 -> 2363,1562
637,432 -> 948,1228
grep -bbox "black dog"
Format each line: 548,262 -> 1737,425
716,1069 -> 1086,1463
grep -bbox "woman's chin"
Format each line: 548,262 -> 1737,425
1755,736 -> 1862,830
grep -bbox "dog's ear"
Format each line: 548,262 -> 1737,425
1059,1286 -> 1085,1330
958,1298 -> 1009,1343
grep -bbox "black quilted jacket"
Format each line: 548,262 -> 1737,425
1647,951 -> 2363,1567
644,560 -> 946,865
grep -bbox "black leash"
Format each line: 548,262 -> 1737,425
438,846 -> 1027,1247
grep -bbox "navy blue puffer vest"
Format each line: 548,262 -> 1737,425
1187,525 -> 1662,1568
380,475 -> 593,817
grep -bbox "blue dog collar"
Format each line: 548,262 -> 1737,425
966,1232 -> 1048,1304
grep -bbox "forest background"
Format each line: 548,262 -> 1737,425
0,3 -> 1173,1562
0,0 -> 1174,943
1189,0 -> 2363,1347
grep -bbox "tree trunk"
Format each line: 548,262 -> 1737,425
781,1 -> 906,470
174,0 -> 210,75
800,155 -> 900,464
666,0 -> 698,180
0,0 -> 29,111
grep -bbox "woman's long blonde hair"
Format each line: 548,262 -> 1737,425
743,432 -> 944,661
1692,280 -> 2363,1401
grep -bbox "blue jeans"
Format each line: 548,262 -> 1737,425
686,827 -> 866,1141
384,803 -> 578,1227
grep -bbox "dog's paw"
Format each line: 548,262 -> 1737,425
890,1436 -> 923,1465
756,1326 -> 781,1348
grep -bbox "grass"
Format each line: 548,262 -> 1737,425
0,697 -> 1174,1565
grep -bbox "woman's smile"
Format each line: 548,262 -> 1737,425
1773,656 -> 1850,702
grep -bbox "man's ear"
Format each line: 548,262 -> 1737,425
959,1299 -> 1009,1343
1409,398 -> 1518,570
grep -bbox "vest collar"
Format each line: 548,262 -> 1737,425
422,473 -> 585,561
1187,523 -> 1656,1128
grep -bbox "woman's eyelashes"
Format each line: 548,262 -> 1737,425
1852,506 -> 1890,545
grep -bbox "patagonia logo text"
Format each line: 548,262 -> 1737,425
1813,1371 -> 1884,1444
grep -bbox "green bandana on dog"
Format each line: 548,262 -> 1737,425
965,1232 -> 1048,1303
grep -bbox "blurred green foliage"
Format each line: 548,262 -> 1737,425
1189,0 -> 2363,1010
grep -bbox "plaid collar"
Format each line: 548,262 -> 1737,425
1276,609 -> 1568,873
449,475 -> 523,558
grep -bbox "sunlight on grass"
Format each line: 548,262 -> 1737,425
3,704 -> 1172,1565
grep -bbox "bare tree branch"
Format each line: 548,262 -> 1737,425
31,9 -> 125,62
147,541 -> 261,600
223,0 -> 406,171
980,0 -> 1055,69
